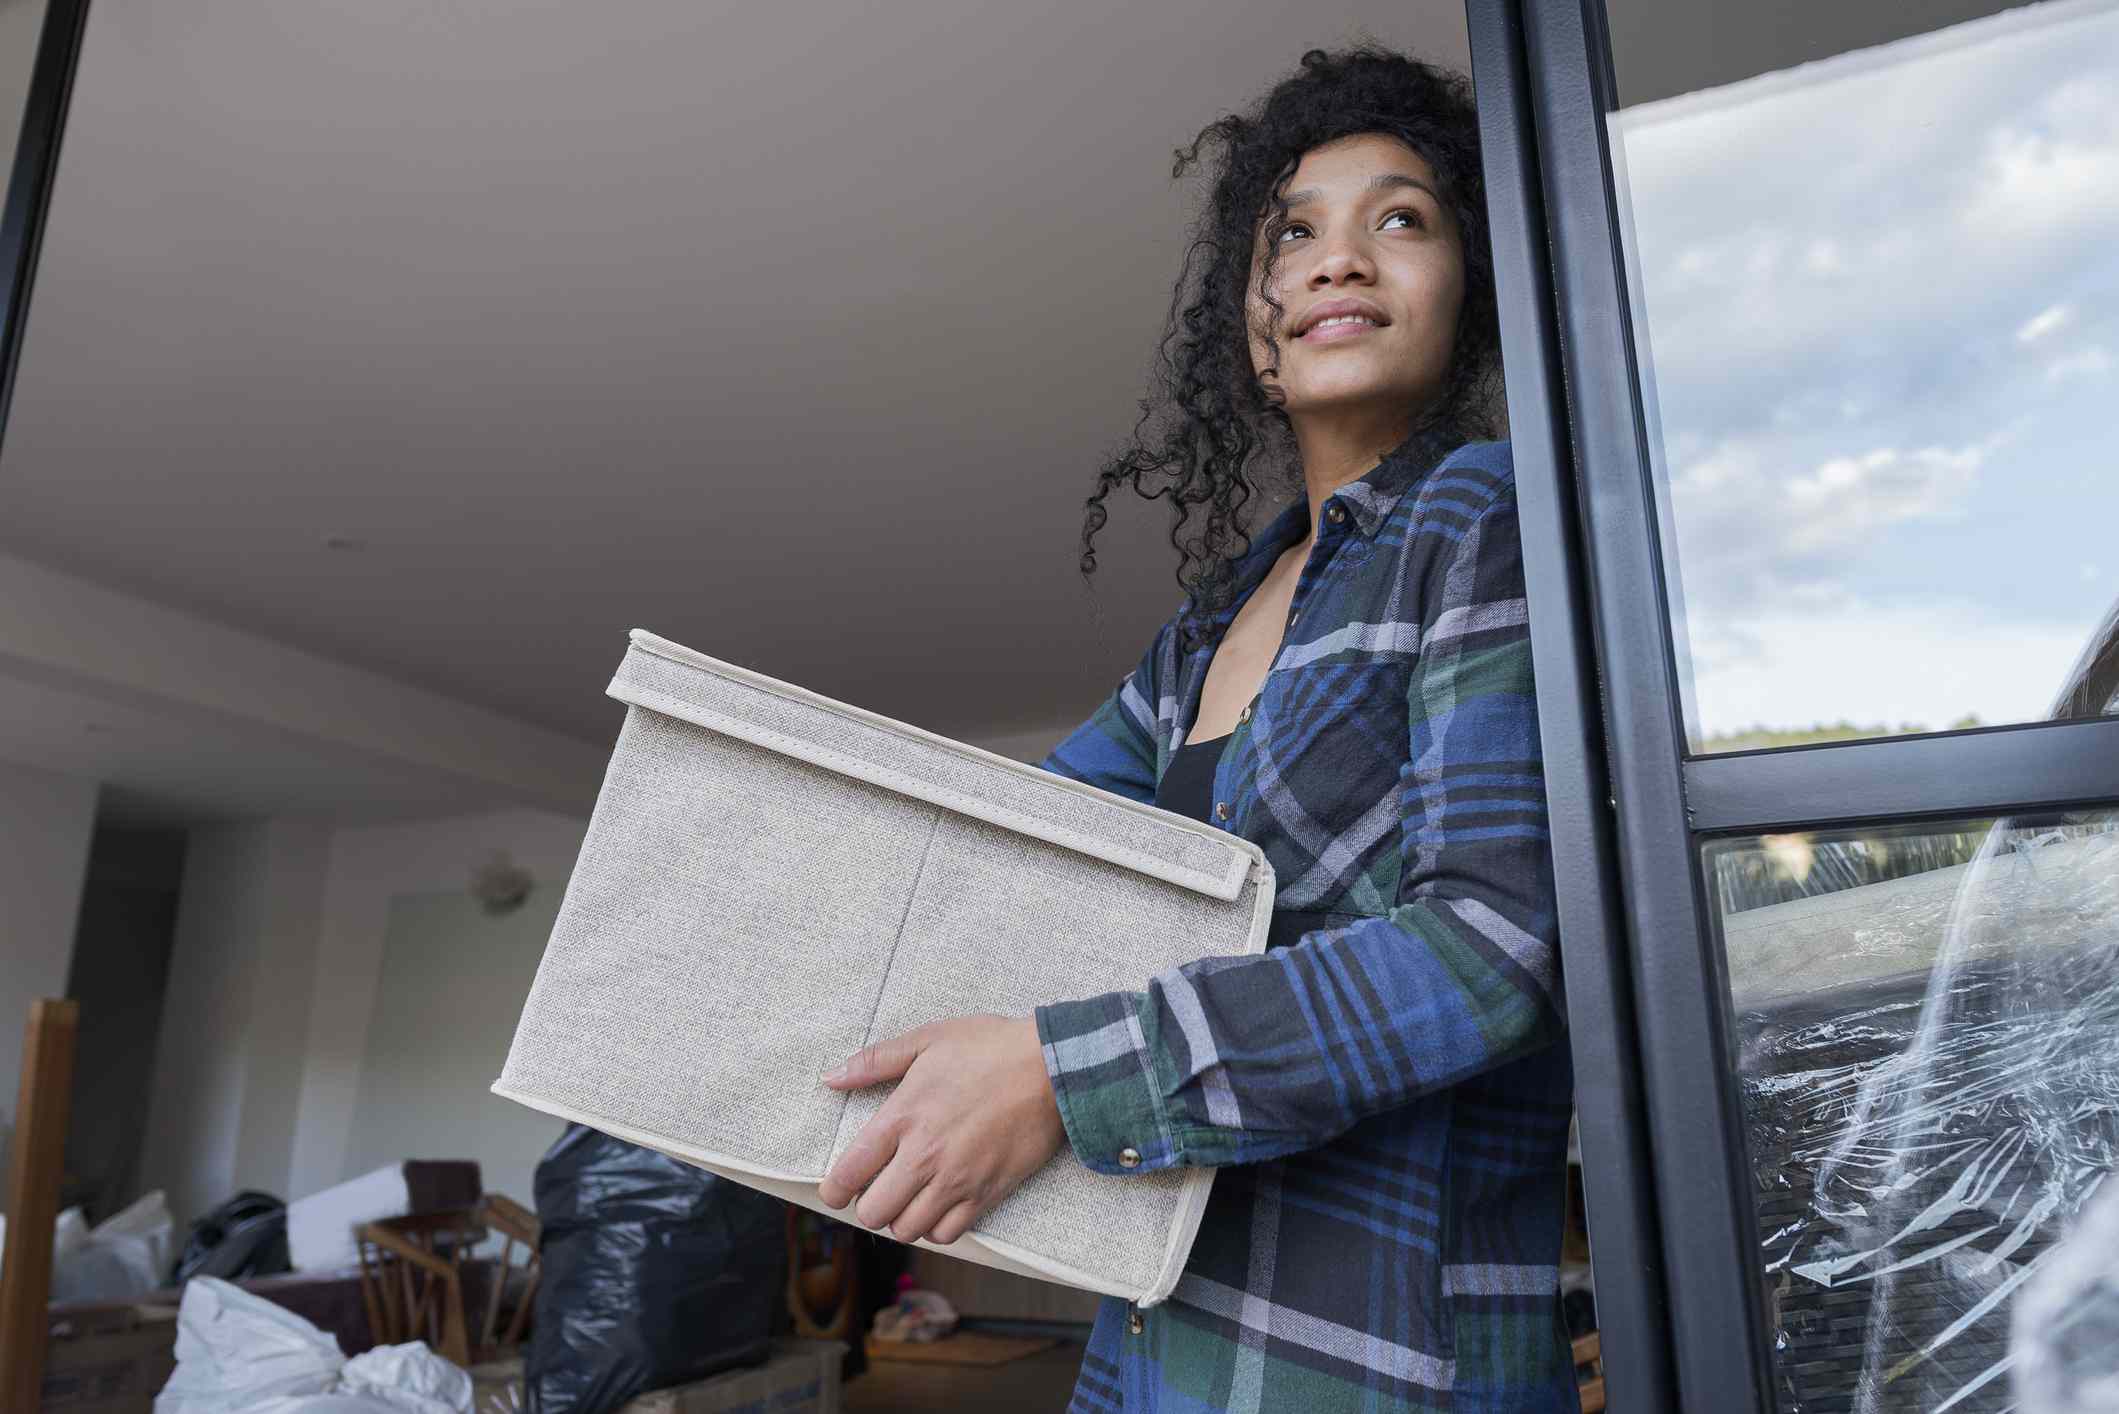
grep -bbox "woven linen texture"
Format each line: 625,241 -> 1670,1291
837,810 -> 1269,1284
617,646 -> 1241,894
500,671 -> 1269,1298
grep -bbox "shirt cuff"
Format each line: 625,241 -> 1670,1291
1034,992 -> 1179,1175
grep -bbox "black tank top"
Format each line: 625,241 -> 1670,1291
1158,730 -> 1342,952
1155,732 -> 1230,824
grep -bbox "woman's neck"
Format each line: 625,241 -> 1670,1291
1290,406 -> 1419,533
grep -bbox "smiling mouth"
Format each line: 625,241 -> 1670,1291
1299,313 -> 1386,341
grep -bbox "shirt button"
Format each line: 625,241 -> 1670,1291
1287,610 -> 1299,628
1128,1309 -> 1145,1335
1327,504 -> 1345,524
1214,802 -> 1230,821
1119,1146 -> 1142,1168
1237,704 -> 1251,725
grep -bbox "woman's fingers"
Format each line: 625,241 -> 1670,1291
853,1132 -> 937,1233
885,1181 -> 965,1246
822,1024 -> 933,1090
817,1109 -> 902,1209
815,1015 -> 1061,1235
928,1199 -> 982,1247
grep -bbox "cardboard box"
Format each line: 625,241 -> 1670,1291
41,1302 -> 180,1413
469,1358 -> 527,1414
625,1342 -> 845,1414
471,1342 -> 846,1414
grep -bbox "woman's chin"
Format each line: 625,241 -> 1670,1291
1280,377 -> 1431,422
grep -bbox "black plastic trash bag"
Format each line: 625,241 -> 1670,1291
527,1124 -> 786,1414
169,1190 -> 291,1286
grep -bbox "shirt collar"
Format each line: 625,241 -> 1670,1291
1189,427 -> 1459,636
1245,425 -> 1457,566
1328,424 -> 1459,538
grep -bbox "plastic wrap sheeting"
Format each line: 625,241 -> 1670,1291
1723,818 -> 2119,1413
2012,1174 -> 2119,1413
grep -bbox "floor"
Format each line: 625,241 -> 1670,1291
843,1341 -> 1086,1413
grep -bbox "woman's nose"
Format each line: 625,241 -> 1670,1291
1308,233 -> 1375,287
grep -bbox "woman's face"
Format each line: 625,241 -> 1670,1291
1247,134 -> 1466,424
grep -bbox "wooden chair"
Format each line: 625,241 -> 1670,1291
355,1194 -> 540,1368
474,1194 -> 540,1359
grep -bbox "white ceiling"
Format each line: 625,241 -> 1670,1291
0,0 -> 1471,798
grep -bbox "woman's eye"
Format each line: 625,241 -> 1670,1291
1381,209 -> 1423,231
1275,222 -> 1313,244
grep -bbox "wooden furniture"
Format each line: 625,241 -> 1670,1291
784,1208 -> 859,1343
475,1193 -> 540,1360
1,998 -> 79,1412
905,1249 -> 1102,1324
355,1194 -> 540,1368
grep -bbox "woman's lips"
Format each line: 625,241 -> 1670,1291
1298,316 -> 1385,343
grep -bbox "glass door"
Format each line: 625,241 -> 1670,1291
1468,0 -> 2119,1409
0,0 -> 89,451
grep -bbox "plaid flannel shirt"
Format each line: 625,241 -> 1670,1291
1034,437 -> 1577,1413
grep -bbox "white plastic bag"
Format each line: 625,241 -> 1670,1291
156,1276 -> 344,1411
51,1191 -> 175,1301
338,1344 -> 473,1414
155,1276 -> 472,1414
94,1190 -> 177,1289
870,1286 -> 960,1343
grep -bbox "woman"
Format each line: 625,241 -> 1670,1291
816,48 -> 1574,1412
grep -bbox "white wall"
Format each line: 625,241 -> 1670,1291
138,820 -> 330,1227
128,805 -> 595,1230
288,808 -> 587,1201
0,759 -> 98,1206
341,887 -> 571,1214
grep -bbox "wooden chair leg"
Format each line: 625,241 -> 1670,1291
0,999 -> 80,1414
358,1240 -> 391,1346
436,1269 -> 470,1367
480,1236 -> 510,1354
503,1267 -> 539,1349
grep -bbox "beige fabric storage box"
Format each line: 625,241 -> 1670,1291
494,630 -> 1275,1307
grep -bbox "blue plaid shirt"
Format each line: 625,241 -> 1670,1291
1034,437 -> 1576,1412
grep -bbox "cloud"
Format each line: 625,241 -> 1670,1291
2045,345 -> 2114,380
1964,76 -> 2119,240
1689,599 -> 2093,737
1665,437 -> 1988,595
1610,0 -> 2119,736
1781,444 -> 1984,551
2018,304 -> 2072,343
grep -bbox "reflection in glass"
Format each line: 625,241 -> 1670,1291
0,0 -> 53,223
1607,0 -> 2119,751
1712,811 -> 2119,1412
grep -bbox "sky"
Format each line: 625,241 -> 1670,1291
1612,0 -> 2119,746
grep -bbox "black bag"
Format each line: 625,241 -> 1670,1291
527,1124 -> 787,1414
169,1190 -> 291,1285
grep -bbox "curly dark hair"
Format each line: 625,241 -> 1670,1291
1077,46 -> 1500,643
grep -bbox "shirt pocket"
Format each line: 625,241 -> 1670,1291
1253,653 -> 1412,912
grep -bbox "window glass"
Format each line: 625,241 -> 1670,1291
1711,810 -> 2119,1411
0,0 -> 52,218
1606,0 -> 2119,752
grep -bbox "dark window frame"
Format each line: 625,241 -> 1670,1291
0,0 -> 90,458
1468,1 -> 2119,1409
